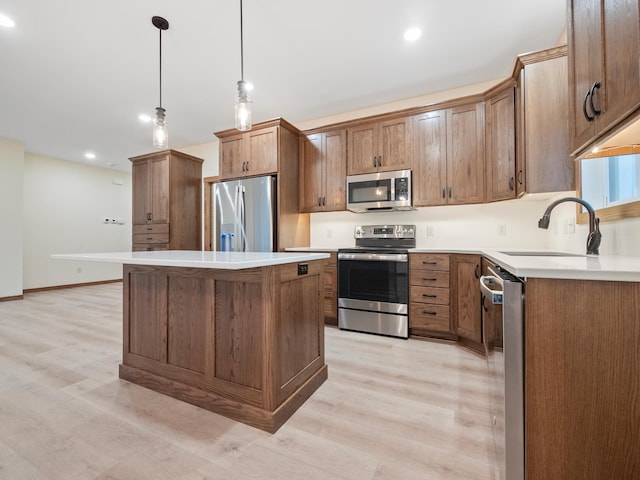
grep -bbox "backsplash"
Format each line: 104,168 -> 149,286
310,193 -> 569,250
309,191 -> 640,256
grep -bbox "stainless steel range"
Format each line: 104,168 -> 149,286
338,224 -> 415,339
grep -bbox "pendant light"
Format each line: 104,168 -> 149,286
152,16 -> 169,148
235,0 -> 252,131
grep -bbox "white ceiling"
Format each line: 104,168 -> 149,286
0,0 -> 567,172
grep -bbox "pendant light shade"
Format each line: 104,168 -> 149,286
152,16 -> 169,148
235,0 -> 252,131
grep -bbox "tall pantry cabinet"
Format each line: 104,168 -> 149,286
129,149 -> 203,251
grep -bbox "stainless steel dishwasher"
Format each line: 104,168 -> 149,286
480,265 -> 525,480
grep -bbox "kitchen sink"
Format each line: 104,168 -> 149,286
498,251 -> 585,257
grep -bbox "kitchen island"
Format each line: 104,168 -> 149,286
53,251 -> 330,433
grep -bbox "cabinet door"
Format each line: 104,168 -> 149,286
412,110 -> 448,206
323,130 -> 347,211
248,126 -> 278,176
452,254 -> 482,344
148,156 -> 170,224
598,0 -> 640,137
219,134 -> 246,179
300,133 -> 324,213
132,161 -> 150,225
377,117 -> 411,172
568,0 -> 601,152
347,123 -> 377,175
486,88 -> 516,202
523,55 -> 572,193
447,104 -> 485,204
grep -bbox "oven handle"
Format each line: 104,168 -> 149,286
338,252 -> 408,262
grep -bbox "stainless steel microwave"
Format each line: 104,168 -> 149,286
346,170 -> 414,213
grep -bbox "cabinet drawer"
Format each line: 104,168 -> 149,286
411,271 -> 450,288
133,223 -> 170,235
410,253 -> 450,271
410,304 -> 450,332
133,243 -> 169,252
133,233 -> 170,244
410,286 -> 450,305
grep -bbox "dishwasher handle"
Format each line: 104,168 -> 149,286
480,275 -> 504,305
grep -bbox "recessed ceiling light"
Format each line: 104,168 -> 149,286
591,147 -> 599,153
138,113 -> 152,123
85,152 -> 96,159
0,13 -> 15,28
107,162 -> 117,167
404,27 -> 422,42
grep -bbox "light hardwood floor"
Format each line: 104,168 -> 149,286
0,283 -> 498,480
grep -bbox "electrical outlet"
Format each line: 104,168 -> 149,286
497,224 -> 507,236
297,263 -> 308,275
327,228 -> 333,239
567,217 -> 576,234
426,225 -> 434,236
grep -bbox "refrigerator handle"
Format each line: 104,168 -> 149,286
239,184 -> 247,252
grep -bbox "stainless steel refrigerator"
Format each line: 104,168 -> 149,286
213,175 -> 277,252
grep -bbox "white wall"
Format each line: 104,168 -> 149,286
22,154 -> 131,289
177,142 -> 219,178
0,139 -> 24,298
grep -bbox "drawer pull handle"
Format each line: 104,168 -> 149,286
423,277 -> 437,281
422,294 -> 437,298
423,311 -> 437,316
147,237 -> 153,240
422,261 -> 437,265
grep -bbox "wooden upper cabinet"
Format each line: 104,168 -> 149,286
247,126 -> 278,176
447,103 -> 485,205
132,154 -> 170,225
411,103 -> 485,206
516,47 -> 572,195
219,133 -> 246,179
485,86 -> 516,202
347,116 -> 411,175
129,149 -> 203,251
568,0 -> 640,155
412,110 -> 448,206
299,129 -> 346,212
217,124 -> 279,180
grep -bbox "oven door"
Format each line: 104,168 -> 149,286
338,252 -> 409,338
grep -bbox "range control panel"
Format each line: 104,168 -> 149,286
354,224 -> 416,239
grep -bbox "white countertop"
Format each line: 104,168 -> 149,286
286,247 -> 640,282
52,250 -> 330,270
482,250 -> 640,282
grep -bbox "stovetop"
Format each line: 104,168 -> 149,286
338,246 -> 411,254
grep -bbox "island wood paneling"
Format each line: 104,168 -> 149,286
525,278 -> 640,480
127,272 -> 168,362
120,261 -> 326,433
167,276 -> 209,373
214,279 -> 264,390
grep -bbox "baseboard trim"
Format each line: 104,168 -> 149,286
24,278 -> 122,294
0,294 -> 24,303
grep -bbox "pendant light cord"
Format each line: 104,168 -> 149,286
159,27 -> 163,109
240,0 -> 244,81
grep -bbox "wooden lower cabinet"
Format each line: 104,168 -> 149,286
525,278 -> 640,479
121,262 -> 327,433
451,254 -> 483,352
409,253 -> 454,338
322,253 -> 338,325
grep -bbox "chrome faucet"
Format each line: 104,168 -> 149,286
538,196 -> 602,255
